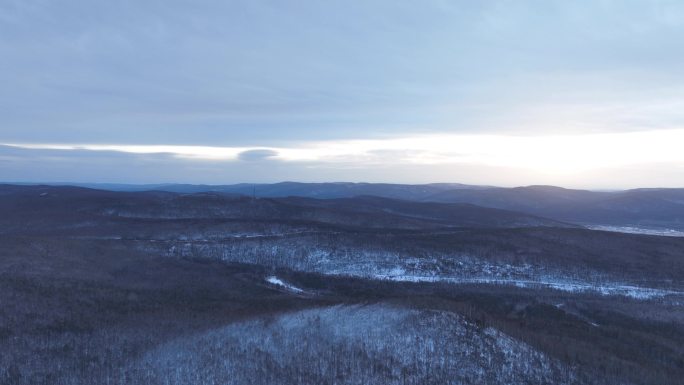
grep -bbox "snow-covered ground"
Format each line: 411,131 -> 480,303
265,276 -> 305,293
156,239 -> 683,301
129,305 -> 581,385
365,274 -> 682,299
586,225 -> 684,237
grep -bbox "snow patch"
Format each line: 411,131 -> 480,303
587,225 -> 684,237
361,274 -> 682,300
266,276 -> 304,293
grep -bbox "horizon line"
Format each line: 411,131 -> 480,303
2,180 -> 682,192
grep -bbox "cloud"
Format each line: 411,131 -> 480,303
237,149 -> 279,161
0,143 -> 245,160
2,1 -> 684,187
2,131 -> 684,188
2,0 -> 684,149
4,127 -> 684,176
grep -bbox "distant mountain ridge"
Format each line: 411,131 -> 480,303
59,181 -> 492,199
0,184 -> 571,233
426,185 -> 684,230
4,182 -> 684,230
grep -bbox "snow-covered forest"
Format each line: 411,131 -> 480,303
2,186 -> 684,385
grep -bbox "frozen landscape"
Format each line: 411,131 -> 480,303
2,184 -> 684,385
4,1 -> 684,384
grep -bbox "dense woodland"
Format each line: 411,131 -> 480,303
1,185 -> 684,384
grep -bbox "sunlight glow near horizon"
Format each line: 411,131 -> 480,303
2,1 -> 684,186
6,128 -> 684,176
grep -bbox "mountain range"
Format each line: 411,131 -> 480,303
12,182 -> 683,230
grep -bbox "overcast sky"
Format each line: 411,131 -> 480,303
2,0 -> 684,188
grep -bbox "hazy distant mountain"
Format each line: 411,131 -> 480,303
226,182 -> 490,199
129,182 -> 684,229
30,181 -> 490,199
7,182 -> 684,229
0,184 -> 569,232
425,185 -> 684,229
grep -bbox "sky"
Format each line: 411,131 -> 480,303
1,0 -> 684,188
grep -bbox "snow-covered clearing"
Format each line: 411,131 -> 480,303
586,225 -> 684,237
355,274 -> 682,300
